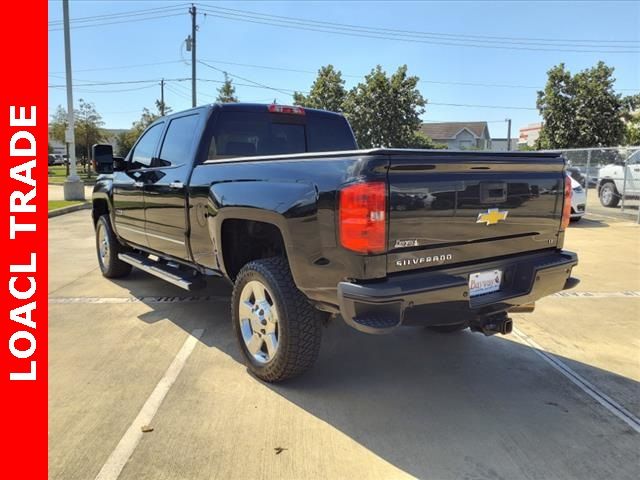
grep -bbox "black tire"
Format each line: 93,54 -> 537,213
231,257 -> 322,382
599,182 -> 620,208
427,323 -> 468,333
570,216 -> 582,223
95,215 -> 132,278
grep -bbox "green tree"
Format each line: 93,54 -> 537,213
536,62 -> 625,148
75,99 -> 104,171
49,106 -> 70,173
155,98 -> 172,117
405,131 -> 446,149
343,65 -> 426,149
49,102 -> 105,175
621,94 -> 640,145
293,65 -> 347,112
49,105 -> 68,145
216,73 -> 238,103
115,130 -> 135,158
116,105 -> 166,157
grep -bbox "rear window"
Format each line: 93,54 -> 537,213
307,114 -> 357,152
207,110 -> 356,159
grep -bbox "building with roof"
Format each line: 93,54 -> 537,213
518,123 -> 542,147
419,122 -> 491,150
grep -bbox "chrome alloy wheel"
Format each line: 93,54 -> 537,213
97,222 -> 110,268
601,184 -> 614,204
238,280 -> 280,364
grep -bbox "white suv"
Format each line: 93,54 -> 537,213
597,150 -> 640,207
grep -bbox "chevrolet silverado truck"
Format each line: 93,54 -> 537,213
92,103 -> 579,382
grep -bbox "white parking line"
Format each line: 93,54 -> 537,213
513,327 -> 640,433
94,328 -> 205,480
49,296 -> 229,304
551,291 -> 640,298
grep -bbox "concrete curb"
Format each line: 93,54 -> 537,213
48,181 -> 96,186
48,202 -> 91,218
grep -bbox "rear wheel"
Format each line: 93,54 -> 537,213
599,182 -> 620,208
427,323 -> 467,333
231,257 -> 322,382
95,215 -> 132,278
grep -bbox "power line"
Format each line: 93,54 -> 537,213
164,83 -> 192,101
48,60 -> 185,75
48,12 -> 185,31
48,78 -> 191,87
198,60 -> 296,96
199,4 -> 639,46
197,6 -> 639,54
47,1 -> 638,48
48,4 -> 187,25
48,84 -> 158,94
429,102 -> 536,111
48,58 -> 640,92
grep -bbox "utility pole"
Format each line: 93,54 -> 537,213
505,118 -> 512,151
189,4 -> 197,107
62,0 -> 84,200
160,79 -> 165,116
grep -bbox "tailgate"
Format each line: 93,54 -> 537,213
386,152 -> 565,273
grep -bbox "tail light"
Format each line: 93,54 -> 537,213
268,104 -> 305,115
561,174 -> 572,229
339,182 -> 387,254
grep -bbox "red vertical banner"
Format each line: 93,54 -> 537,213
0,0 -> 48,478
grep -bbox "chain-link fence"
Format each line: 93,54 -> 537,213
539,147 -> 640,223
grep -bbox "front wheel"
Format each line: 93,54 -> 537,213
231,257 -> 322,382
599,182 -> 620,208
95,215 -> 132,278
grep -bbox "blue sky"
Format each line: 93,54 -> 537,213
48,1 -> 639,137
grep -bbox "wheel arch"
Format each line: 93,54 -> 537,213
215,209 -> 293,282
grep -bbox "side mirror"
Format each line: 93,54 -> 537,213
92,144 -> 115,174
113,157 -> 126,172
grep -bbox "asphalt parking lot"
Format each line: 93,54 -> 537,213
49,209 -> 639,480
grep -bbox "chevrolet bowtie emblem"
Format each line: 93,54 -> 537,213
476,208 -> 508,226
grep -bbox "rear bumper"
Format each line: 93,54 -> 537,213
337,250 -> 578,334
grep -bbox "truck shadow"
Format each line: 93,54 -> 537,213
113,275 -> 639,480
570,217 -> 610,228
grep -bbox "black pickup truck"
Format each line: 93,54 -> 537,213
92,103 -> 578,382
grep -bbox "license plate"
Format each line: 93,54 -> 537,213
468,269 -> 502,297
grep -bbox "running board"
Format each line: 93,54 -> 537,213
118,253 -> 206,291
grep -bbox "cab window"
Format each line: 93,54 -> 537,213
158,115 -> 200,167
130,123 -> 163,168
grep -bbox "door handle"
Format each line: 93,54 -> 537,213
169,181 -> 184,189
133,181 -> 144,188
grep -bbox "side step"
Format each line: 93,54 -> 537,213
118,253 -> 206,291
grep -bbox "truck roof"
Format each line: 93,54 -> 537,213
157,102 -> 348,121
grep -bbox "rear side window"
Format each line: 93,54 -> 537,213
131,123 -> 163,168
158,114 -> 199,167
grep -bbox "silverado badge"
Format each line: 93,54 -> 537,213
476,208 -> 508,226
